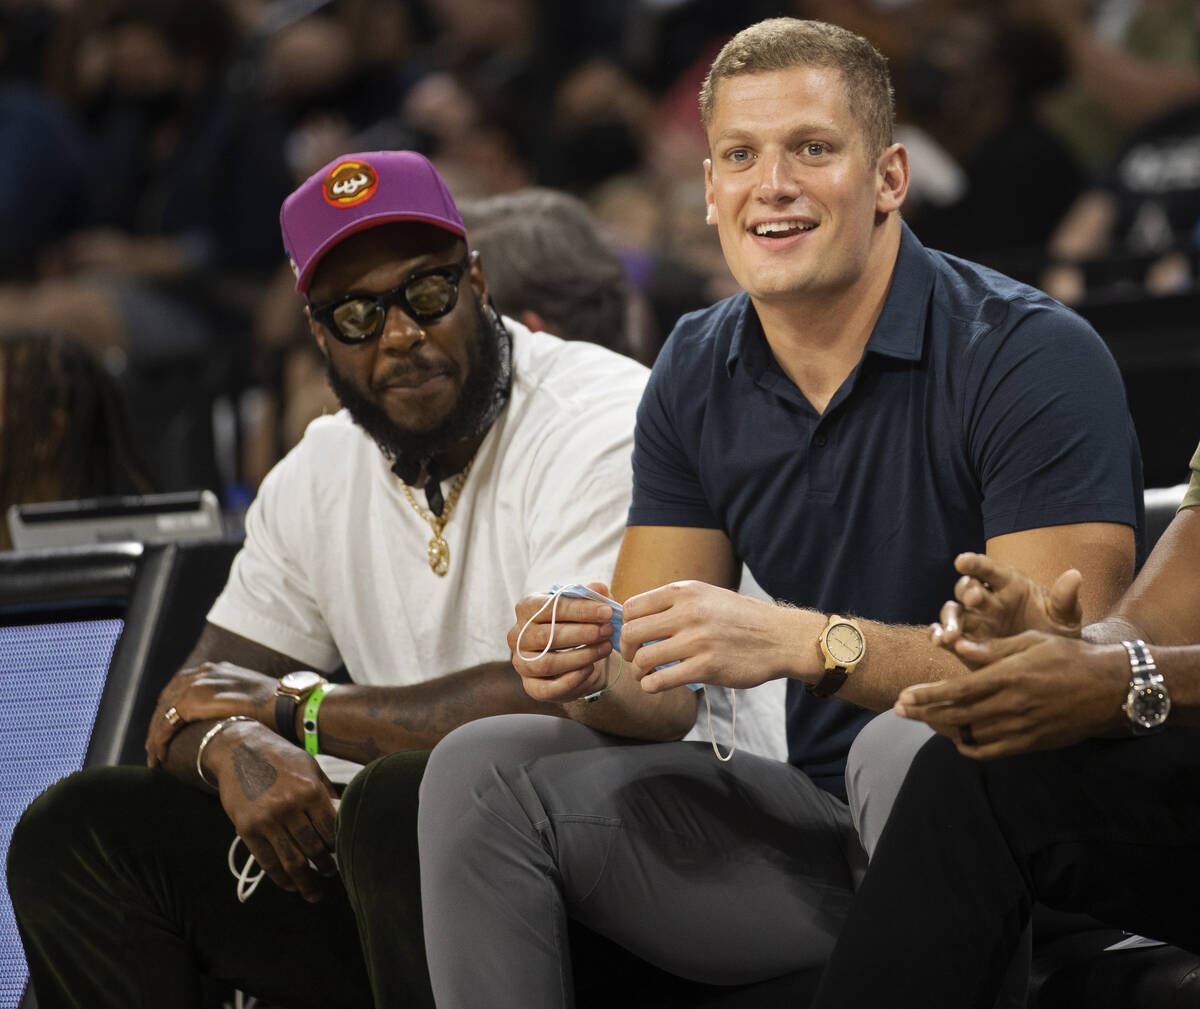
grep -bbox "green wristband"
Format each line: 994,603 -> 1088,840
302,682 -> 337,756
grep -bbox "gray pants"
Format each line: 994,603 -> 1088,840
418,714 -> 866,1009
845,711 -> 1031,1009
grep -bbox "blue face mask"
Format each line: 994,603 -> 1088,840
514,583 -> 735,760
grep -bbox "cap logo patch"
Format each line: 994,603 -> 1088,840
323,160 -> 379,208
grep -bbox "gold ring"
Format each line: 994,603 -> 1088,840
164,705 -> 182,726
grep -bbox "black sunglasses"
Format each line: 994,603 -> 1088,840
309,256 -> 471,344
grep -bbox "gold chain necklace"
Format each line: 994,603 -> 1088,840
398,458 -> 475,576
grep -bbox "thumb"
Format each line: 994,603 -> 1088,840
1049,568 -> 1083,627
586,581 -> 613,601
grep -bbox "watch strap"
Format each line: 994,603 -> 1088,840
303,682 -> 338,756
274,693 -> 301,745
1122,638 -> 1155,678
1122,638 -> 1166,734
808,667 -> 848,698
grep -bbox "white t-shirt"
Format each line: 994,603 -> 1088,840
209,321 -> 646,686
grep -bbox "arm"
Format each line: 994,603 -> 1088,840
627,520 -> 1134,712
898,510 -> 1196,756
150,622 -> 563,768
151,621 -> 562,900
150,623 -> 339,903
1093,506 -> 1200,645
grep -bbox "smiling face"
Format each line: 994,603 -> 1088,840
704,65 -> 906,310
307,222 -> 499,461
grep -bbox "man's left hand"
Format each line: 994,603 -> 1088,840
620,580 -> 805,693
146,663 -> 279,767
895,631 -> 1129,758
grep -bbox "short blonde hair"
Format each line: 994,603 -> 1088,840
699,18 -> 894,161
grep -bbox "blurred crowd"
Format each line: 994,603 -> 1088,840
0,0 -> 1197,531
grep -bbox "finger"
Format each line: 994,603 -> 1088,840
954,552 -> 1009,589
145,701 -> 186,765
247,821 -> 325,902
238,831 -> 298,895
1049,568 -> 1083,626
513,619 -> 615,658
636,656 -> 700,694
939,598 -> 964,634
952,631 -> 1043,667
515,640 -> 613,680
955,733 -> 1042,761
956,577 -> 999,613
521,662 -> 607,703
620,582 -> 684,621
287,811 -> 337,878
896,675 -> 1007,714
618,612 -> 680,661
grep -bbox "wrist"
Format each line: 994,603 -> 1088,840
196,716 -> 259,788
274,671 -> 328,745
1093,642 -> 1136,733
775,606 -> 828,685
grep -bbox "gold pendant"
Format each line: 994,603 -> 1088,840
428,535 -> 450,576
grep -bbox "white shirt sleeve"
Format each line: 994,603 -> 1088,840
206,444 -> 343,672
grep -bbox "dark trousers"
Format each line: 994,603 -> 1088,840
8,752 -> 435,1009
810,729 -> 1200,1009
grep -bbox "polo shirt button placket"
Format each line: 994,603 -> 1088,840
813,432 -> 828,448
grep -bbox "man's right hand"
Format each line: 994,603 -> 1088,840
931,552 -> 1083,665
507,582 -> 617,703
203,718 -> 338,903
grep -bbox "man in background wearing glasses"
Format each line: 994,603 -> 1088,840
9,150 -> 652,1009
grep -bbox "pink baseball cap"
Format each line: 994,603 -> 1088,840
280,150 -> 468,293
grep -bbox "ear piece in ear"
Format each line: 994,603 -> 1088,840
706,204 -> 716,225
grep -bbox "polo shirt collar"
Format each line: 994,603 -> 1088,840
863,221 -> 930,362
726,219 -> 932,376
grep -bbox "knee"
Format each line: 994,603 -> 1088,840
8,767 -> 132,912
417,714 -> 576,852
337,751 -> 428,863
420,714 -> 563,803
844,711 -> 935,854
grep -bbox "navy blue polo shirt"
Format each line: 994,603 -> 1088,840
629,223 -> 1143,800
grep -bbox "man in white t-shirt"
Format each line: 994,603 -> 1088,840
8,152 -> 654,1009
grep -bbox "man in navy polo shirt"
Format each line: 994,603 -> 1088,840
415,18 -> 1143,1005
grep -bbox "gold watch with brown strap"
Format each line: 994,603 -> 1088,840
809,614 -> 865,698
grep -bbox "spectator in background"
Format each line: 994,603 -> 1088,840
0,0 -> 294,491
1033,0 -> 1200,303
0,0 -> 90,282
898,10 -> 1085,284
0,329 -> 154,548
0,0 -> 290,369
459,188 -> 636,361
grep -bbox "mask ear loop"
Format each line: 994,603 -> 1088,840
514,587 -> 624,700
700,687 -> 737,761
514,588 -> 568,662
228,836 -> 265,903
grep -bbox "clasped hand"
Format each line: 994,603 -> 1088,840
897,552 -> 1125,757
508,580 -> 796,702
146,662 -> 280,768
208,722 -> 339,904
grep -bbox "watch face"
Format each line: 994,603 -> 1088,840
280,670 -> 323,695
1127,684 -> 1171,728
826,623 -> 865,665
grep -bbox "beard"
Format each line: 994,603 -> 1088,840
324,299 -> 511,482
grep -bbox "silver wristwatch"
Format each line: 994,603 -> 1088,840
1121,639 -> 1170,734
